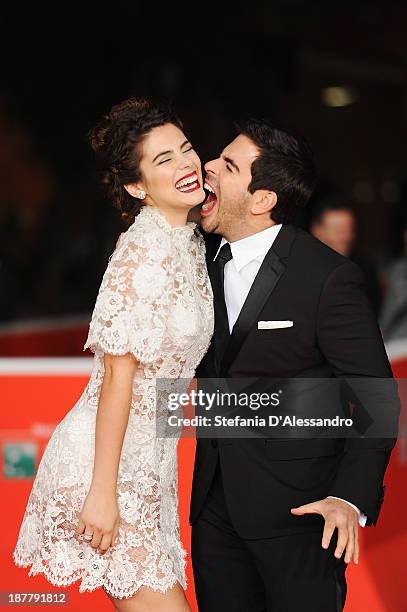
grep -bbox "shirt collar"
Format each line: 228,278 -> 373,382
214,224 -> 283,272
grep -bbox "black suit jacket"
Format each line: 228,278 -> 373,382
190,224 -> 399,538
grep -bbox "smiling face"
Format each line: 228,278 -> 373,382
125,123 -> 205,224
200,134 -> 263,238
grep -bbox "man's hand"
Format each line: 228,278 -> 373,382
290,498 -> 359,564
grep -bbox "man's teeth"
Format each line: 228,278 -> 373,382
202,201 -> 215,211
204,182 -> 215,193
176,174 -> 198,189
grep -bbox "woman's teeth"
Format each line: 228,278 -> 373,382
176,173 -> 200,191
178,183 -> 198,192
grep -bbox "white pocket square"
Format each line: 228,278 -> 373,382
257,320 -> 293,329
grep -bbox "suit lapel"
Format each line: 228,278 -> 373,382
204,232 -> 223,312
200,231 -> 230,369
219,224 -> 297,376
200,229 -> 222,269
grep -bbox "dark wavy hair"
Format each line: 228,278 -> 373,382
237,118 -> 317,224
88,98 -> 183,224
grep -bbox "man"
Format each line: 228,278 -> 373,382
190,119 -> 398,611
309,196 -> 382,314
309,196 -> 355,258
380,220 -> 407,342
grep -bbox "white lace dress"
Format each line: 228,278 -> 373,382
12,205 -> 214,599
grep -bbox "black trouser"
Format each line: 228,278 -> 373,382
191,457 -> 347,612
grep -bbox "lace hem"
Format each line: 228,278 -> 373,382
12,550 -> 187,599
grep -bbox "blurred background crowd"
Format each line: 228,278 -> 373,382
1,1 -> 407,351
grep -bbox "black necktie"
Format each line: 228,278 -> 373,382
216,242 -> 233,284
213,243 -> 233,371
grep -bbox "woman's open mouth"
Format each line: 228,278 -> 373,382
201,181 -> 218,217
175,171 -> 201,193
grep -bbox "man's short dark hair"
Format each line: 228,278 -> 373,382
309,195 -> 354,227
237,118 -> 317,224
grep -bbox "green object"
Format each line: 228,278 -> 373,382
3,442 -> 37,478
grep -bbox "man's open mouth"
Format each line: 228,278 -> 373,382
175,171 -> 201,193
201,181 -> 218,216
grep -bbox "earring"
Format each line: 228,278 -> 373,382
137,190 -> 146,200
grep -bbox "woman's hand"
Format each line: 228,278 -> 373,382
75,484 -> 120,555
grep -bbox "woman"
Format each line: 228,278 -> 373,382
13,98 -> 214,611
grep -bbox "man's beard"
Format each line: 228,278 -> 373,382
201,206 -> 221,234
201,193 -> 248,237
217,195 -> 248,238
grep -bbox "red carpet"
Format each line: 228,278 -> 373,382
1,353 -> 406,611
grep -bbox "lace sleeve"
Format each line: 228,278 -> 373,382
83,230 -> 172,364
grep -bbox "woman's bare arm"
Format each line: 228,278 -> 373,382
76,352 -> 140,553
91,352 -> 140,492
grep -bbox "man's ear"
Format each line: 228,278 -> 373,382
250,190 -> 277,215
124,183 -> 146,200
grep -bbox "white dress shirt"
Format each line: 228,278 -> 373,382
214,224 -> 367,527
